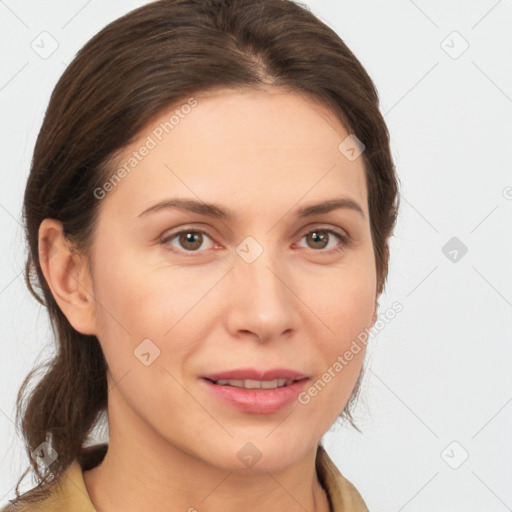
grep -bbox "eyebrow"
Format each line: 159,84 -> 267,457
138,197 -> 365,220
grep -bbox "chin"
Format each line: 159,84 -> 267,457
204,435 -> 317,474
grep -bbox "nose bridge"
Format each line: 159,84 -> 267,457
229,236 -> 296,339
239,238 -> 288,305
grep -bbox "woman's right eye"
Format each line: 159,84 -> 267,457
162,229 -> 216,255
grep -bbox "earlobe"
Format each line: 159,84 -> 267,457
38,219 -> 97,335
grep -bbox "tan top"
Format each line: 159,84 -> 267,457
2,444 -> 368,511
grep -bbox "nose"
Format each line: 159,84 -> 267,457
225,246 -> 299,343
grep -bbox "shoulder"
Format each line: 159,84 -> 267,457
1,476 -> 64,512
1,458 -> 102,512
1,487 -> 58,512
2,445 -> 107,512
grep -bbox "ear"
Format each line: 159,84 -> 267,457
38,219 -> 97,335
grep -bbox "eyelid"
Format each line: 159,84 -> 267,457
296,223 -> 350,241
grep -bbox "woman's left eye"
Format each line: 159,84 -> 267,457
162,227 -> 349,255
296,228 -> 348,254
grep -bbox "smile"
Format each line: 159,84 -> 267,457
209,378 -> 296,389
201,375 -> 309,414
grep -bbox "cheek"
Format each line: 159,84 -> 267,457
304,256 -> 377,343
298,259 -> 375,408
90,247 -> 211,376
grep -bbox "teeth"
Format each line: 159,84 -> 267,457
214,378 -> 294,389
245,379 -> 263,389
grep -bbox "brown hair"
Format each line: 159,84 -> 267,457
6,0 -> 399,506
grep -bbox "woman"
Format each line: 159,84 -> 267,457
3,0 -> 399,510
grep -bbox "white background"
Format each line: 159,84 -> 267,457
1,1 -> 511,510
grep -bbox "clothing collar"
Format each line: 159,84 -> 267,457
316,443 -> 369,511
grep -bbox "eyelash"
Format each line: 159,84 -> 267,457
160,226 -> 352,257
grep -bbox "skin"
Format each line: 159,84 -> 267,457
39,86 -> 377,512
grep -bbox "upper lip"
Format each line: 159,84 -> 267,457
202,368 -> 308,381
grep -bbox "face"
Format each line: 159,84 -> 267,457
86,86 -> 377,472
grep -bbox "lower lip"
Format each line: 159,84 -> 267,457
201,378 -> 309,414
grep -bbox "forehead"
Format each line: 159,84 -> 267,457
100,86 -> 368,221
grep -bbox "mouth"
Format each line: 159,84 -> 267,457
204,378 -> 302,389
200,368 -> 310,414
